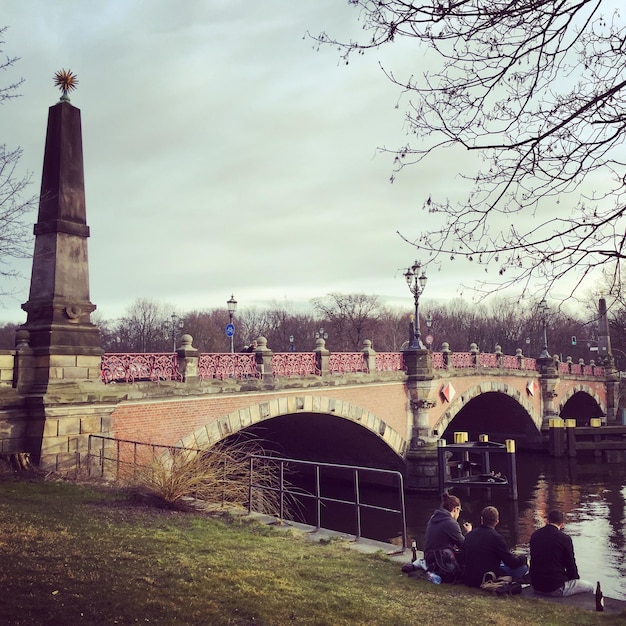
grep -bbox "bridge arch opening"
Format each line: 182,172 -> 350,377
226,413 -> 405,472
177,396 -> 406,472
559,389 -> 605,425
178,399 -> 408,540
438,390 -> 542,447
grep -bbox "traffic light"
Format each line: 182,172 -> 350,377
571,336 -> 577,345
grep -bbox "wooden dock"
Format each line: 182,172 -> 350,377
548,418 -> 626,459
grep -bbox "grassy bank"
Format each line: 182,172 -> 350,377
0,476 -> 622,626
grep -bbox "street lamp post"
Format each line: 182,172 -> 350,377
289,335 -> 295,352
168,313 -> 184,352
404,260 -> 428,349
315,328 -> 328,342
425,312 -> 433,350
538,298 -> 550,359
227,294 -> 237,353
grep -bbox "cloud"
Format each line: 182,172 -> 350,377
0,1 -> 553,323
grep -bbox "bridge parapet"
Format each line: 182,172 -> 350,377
99,338 -> 608,384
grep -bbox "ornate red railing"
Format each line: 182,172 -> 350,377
431,352 -> 538,372
328,352 -> 369,374
501,355 -> 520,369
478,353 -> 499,368
559,361 -> 603,376
101,353 -> 183,384
100,350 -> 605,383
431,351 -> 445,369
374,352 -> 404,372
272,352 -> 319,377
450,352 -> 475,368
198,353 -> 259,380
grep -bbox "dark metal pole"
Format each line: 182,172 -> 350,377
506,440 -> 518,500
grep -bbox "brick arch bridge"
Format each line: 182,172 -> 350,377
101,341 -> 618,480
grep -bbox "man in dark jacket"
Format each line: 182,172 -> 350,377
463,506 -> 528,588
530,510 -> 594,596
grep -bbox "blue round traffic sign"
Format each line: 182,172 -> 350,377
225,323 -> 235,337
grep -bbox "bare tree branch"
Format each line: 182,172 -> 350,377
314,1 -> 626,299
0,26 -> 36,292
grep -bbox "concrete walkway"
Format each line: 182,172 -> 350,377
249,513 -> 626,616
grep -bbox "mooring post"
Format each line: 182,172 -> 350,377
479,434 -> 491,474
549,417 -> 565,457
565,418 -> 577,458
437,439 -> 447,492
589,417 -> 602,459
505,439 -> 518,500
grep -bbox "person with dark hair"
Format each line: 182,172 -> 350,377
422,491 -> 472,581
463,506 -> 528,588
529,509 -> 594,596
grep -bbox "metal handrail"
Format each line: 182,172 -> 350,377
247,454 -> 407,550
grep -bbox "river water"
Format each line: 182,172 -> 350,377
295,452 -> 626,601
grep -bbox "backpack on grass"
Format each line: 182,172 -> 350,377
480,571 -> 522,595
424,548 -> 462,584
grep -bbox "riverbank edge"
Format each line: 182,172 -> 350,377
248,512 -> 626,616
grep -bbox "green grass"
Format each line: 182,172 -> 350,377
0,476 -> 623,626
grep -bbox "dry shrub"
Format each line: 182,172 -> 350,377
134,437 -> 299,518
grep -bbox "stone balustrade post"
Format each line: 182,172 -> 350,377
254,336 -> 273,381
176,334 -> 199,382
470,342 -> 479,366
361,339 -> 376,373
441,342 -> 451,369
314,338 -> 330,375
515,347 -> 524,369
495,344 -> 503,368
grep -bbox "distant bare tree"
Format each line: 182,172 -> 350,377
311,293 -> 384,351
316,2 -> 626,299
376,307 -> 409,351
117,298 -> 175,353
0,27 -> 37,290
0,321 -> 18,349
182,309 -> 229,353
236,307 -> 272,351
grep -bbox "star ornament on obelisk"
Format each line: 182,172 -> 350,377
53,68 -> 78,102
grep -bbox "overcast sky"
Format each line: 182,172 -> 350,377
0,1 -> 589,324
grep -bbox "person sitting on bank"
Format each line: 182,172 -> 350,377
529,509 -> 594,597
463,505 -> 528,588
423,491 -> 472,580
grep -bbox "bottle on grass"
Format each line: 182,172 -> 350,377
595,581 -> 604,612
426,571 -> 441,584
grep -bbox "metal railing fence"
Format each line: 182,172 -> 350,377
248,454 -> 407,550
